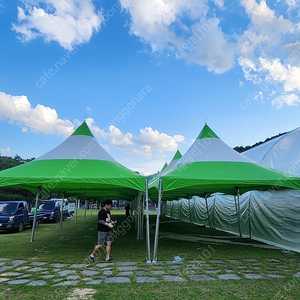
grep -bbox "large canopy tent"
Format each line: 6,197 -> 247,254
243,126 -> 300,176
150,124 -> 300,262
0,121 -> 150,260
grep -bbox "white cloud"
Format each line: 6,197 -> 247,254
133,127 -> 185,152
0,91 -> 74,136
188,19 -> 236,74
236,0 -> 300,104
259,57 -> 300,92
86,118 -> 185,157
12,0 -> 102,50
120,0 -> 234,74
241,0 -> 293,35
0,147 -> 11,155
272,93 -> 300,109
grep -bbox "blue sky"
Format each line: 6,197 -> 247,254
1,0 -> 300,175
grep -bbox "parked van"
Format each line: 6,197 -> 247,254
50,199 -> 76,216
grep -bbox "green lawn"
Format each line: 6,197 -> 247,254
0,209 -> 299,299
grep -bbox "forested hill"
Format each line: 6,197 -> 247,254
233,131 -> 287,153
0,155 -> 35,202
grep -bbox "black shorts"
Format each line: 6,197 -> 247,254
98,231 -> 112,245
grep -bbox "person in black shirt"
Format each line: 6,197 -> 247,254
125,203 -> 132,218
89,199 -> 116,262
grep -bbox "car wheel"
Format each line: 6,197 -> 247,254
18,222 -> 24,232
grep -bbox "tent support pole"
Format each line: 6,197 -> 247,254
235,188 -> 242,237
204,193 -> 211,228
136,191 -> 142,240
141,193 -> 145,240
75,197 -> 78,225
237,188 -> 242,238
145,178 -> 151,263
30,187 -> 40,242
152,177 -> 162,263
59,192 -> 65,230
248,193 -> 252,238
188,196 -> 192,224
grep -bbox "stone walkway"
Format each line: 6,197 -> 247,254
0,257 -> 299,286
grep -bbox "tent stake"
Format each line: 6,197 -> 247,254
30,187 -> 40,242
152,177 -> 162,263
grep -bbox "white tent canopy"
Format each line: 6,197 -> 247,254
244,127 -> 300,176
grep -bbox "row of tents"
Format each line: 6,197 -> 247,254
0,121 -> 300,261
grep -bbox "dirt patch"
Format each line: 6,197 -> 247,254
67,288 -> 97,300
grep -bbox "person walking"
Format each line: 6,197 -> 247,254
125,203 -> 132,219
89,199 -> 116,263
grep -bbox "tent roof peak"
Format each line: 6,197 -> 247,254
71,121 -> 94,137
197,124 -> 219,140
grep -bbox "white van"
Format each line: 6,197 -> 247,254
50,199 -> 76,215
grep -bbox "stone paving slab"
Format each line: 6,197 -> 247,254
87,279 -> 102,284
27,280 -> 47,286
117,266 -> 138,271
30,262 -> 47,266
105,277 -> 130,283
267,274 -> 286,278
81,270 -> 99,276
151,270 -> 166,275
51,263 -> 68,268
243,273 -> 265,279
190,275 -> 215,281
136,276 -> 159,283
116,262 -> 138,266
218,274 -> 240,280
53,280 -> 79,286
7,279 -> 30,284
118,271 -> 133,276
163,275 -> 186,281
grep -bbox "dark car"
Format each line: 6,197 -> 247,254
0,201 -> 44,232
39,201 -> 61,223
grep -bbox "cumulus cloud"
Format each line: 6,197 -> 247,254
259,58 -> 300,92
133,127 -> 185,152
0,91 -> 74,136
272,94 -> 300,109
12,0 -> 102,50
236,0 -> 300,106
86,118 -> 185,156
120,0 -> 234,74
188,19 -> 236,74
0,147 -> 11,155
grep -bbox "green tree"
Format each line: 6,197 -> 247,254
0,155 -> 35,204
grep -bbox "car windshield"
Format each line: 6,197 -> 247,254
39,202 -> 55,210
0,202 -> 18,213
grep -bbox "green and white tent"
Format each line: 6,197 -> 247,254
0,121 -> 145,196
152,124 -> 300,261
0,121 -> 147,248
148,149 -> 182,191
153,124 -> 300,198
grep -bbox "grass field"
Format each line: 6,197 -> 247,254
0,209 -> 299,299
